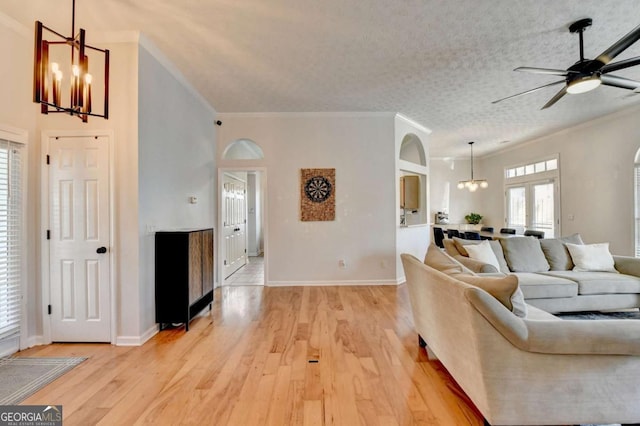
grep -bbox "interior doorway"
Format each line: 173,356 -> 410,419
218,168 -> 266,286
42,131 -> 115,343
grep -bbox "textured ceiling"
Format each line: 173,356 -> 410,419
2,0 -> 640,157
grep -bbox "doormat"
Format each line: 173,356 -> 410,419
0,357 -> 87,405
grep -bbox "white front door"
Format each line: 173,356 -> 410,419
223,174 -> 247,279
49,135 -> 111,342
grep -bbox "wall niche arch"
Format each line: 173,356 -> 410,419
222,138 -> 264,160
398,133 -> 427,227
400,134 -> 426,166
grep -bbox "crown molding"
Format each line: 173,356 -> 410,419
395,113 -> 432,134
216,111 -> 396,119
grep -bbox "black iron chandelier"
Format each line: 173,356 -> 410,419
33,0 -> 109,122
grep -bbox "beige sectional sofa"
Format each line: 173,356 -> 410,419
401,248 -> 640,425
443,234 -> 640,313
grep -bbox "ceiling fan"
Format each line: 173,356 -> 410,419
493,18 -> 640,109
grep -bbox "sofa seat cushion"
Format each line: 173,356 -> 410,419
513,273 -> 578,299
540,271 -> 640,295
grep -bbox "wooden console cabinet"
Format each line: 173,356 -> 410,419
155,228 -> 214,331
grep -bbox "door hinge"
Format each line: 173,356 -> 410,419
46,230 -> 50,240
224,260 -> 227,265
244,249 -> 247,253
47,305 -> 51,315
46,155 -> 50,165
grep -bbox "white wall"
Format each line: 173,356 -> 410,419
217,113 -> 398,285
0,14 -> 38,347
137,42 -> 217,338
247,172 -> 263,256
479,105 -> 640,256
35,39 -> 141,343
429,158 -> 485,225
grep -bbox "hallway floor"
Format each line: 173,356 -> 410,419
225,255 -> 264,285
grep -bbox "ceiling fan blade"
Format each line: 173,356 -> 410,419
600,56 -> 640,74
492,80 -> 565,104
596,23 -> 640,64
514,67 -> 575,76
600,74 -> 640,90
541,86 -> 568,109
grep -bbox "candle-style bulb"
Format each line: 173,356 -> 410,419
51,62 -> 59,73
85,73 -> 92,84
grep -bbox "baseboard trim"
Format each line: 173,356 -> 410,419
25,335 -> 46,349
115,325 -> 158,346
266,279 -> 400,287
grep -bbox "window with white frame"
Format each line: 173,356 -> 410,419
504,155 -> 560,238
0,138 -> 24,354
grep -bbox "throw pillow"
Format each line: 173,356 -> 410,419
464,240 -> 501,271
423,243 -> 474,275
500,237 -> 550,272
565,242 -> 617,273
452,237 -> 510,273
455,273 -> 527,318
539,234 -> 583,271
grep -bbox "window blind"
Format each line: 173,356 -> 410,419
636,165 -> 640,258
0,139 -> 23,344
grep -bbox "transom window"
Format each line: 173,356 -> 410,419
505,158 -> 558,179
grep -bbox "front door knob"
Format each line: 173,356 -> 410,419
96,246 -> 107,254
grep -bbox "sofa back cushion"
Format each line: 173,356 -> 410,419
452,237 -> 510,273
500,237 -> 550,272
539,233 -> 584,270
455,273 -> 527,318
423,243 -> 474,274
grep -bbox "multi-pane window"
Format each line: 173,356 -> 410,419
505,155 -> 559,237
0,138 -> 23,353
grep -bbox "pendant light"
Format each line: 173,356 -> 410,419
33,0 -> 109,122
457,141 -> 488,192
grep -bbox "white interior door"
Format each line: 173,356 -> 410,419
49,135 -> 111,342
223,174 -> 247,279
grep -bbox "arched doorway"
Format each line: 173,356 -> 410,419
220,139 -> 266,286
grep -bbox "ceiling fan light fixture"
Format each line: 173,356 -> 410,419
566,75 -> 601,94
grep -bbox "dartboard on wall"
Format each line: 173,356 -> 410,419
300,168 -> 335,221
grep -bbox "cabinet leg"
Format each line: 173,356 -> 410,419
209,303 -> 212,311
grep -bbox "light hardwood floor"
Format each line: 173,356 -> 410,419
17,285 -> 483,425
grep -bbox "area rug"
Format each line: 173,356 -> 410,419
0,357 -> 86,405
556,310 -> 640,320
